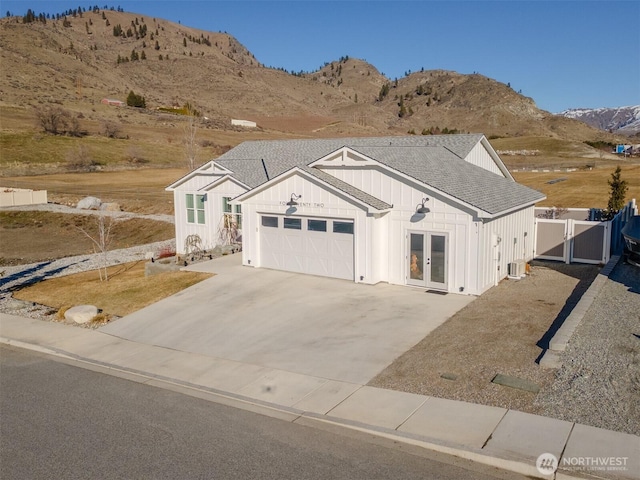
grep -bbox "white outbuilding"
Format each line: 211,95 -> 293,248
166,134 -> 545,295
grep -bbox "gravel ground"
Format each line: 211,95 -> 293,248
534,261 -> 640,436
1,203 -> 174,224
0,239 -> 176,323
369,262 -> 600,414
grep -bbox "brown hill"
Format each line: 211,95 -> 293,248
0,8 -> 624,143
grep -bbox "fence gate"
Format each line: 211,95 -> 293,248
571,221 -> 609,264
535,219 -> 610,264
535,219 -> 567,262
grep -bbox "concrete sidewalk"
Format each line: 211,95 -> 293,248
1,314 -> 638,480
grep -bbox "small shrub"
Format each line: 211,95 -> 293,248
66,145 -> 100,172
156,245 -> 176,259
90,313 -> 111,326
56,305 -> 71,321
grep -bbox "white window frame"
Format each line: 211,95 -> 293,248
186,193 -> 206,224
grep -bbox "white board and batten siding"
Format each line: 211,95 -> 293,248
476,206 -> 537,293
172,173 -> 247,254
319,166 -> 473,292
239,172 -> 367,282
464,142 -> 507,177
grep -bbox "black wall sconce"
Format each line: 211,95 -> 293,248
286,193 -> 302,206
416,197 -> 430,214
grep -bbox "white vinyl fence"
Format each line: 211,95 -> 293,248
534,199 -> 638,264
535,219 -> 610,264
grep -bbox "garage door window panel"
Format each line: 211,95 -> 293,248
262,216 -> 278,228
284,218 -> 302,230
308,219 -> 327,232
333,221 -> 354,234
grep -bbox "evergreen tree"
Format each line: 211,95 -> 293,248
141,50 -> 146,60
126,91 -> 146,108
378,83 -> 390,101
604,166 -> 628,219
398,97 -> 407,118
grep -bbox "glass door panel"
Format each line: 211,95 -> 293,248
409,233 -> 424,284
429,234 -> 446,285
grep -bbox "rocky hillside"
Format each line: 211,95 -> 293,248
559,106 -> 640,136
0,7 -> 622,142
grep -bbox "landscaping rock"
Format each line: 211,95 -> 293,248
64,305 -> 99,324
145,258 -> 181,276
220,244 -> 238,255
76,196 -> 101,210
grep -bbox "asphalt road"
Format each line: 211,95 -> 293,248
0,346 -> 522,480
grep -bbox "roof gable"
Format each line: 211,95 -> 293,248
309,147 -> 378,167
165,160 -> 232,191
233,166 -> 392,212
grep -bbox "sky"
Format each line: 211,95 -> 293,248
3,0 -> 639,113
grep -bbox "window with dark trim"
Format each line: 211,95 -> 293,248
283,218 -> 302,230
333,221 -> 354,234
307,219 -> 327,232
261,216 -> 278,228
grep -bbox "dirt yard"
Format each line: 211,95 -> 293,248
0,211 -> 174,266
369,261 -> 601,414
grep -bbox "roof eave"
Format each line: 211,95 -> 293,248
479,195 -> 547,220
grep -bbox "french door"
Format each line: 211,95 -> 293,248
407,231 -> 448,290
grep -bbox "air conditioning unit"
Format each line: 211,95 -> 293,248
508,260 -> 526,279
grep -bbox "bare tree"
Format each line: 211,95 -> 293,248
77,214 -> 114,281
124,145 -> 148,165
537,206 -> 569,219
183,107 -> 199,170
66,145 -> 98,171
217,213 -> 240,246
34,105 -> 69,134
67,114 -> 83,137
101,120 -> 120,138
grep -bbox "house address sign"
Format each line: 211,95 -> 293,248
279,201 -> 325,208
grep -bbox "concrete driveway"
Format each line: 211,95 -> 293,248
101,254 -> 474,384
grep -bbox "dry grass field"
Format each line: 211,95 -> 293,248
0,211 -> 175,266
12,261 -> 212,317
513,164 -> 640,208
2,168 -> 184,214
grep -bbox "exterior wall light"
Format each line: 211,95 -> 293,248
416,197 -> 430,214
286,193 -> 301,206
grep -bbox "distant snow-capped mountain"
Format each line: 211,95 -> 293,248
558,105 -> 640,135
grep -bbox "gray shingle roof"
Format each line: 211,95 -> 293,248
215,135 -> 544,216
351,146 -> 544,215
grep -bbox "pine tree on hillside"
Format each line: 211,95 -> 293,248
126,91 -> 146,108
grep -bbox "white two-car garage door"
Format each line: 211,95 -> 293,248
259,215 -> 354,280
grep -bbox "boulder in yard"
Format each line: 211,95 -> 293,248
76,196 -> 102,210
64,305 -> 99,324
